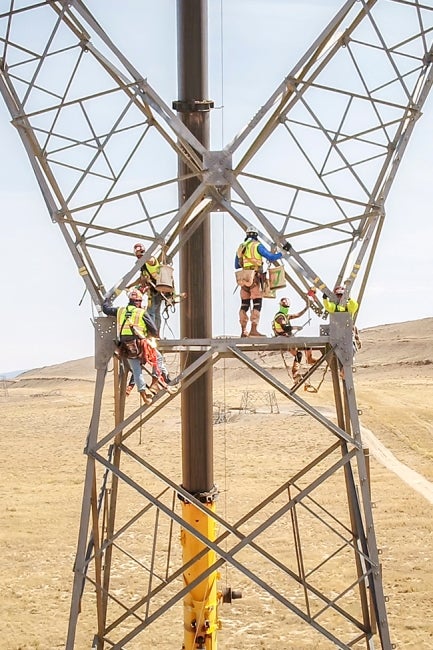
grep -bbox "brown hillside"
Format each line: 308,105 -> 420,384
356,317 -> 433,367
1,319 -> 432,649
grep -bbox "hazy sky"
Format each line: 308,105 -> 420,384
1,0 -> 432,374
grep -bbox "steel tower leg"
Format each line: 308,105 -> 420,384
5,2 -> 431,647
66,364 -> 108,650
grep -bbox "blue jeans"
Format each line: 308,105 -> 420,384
147,291 -> 163,333
127,357 -> 147,393
156,350 -> 169,379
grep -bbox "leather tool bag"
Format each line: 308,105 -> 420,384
235,268 -> 255,287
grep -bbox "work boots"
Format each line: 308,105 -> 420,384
162,372 -> 179,394
249,309 -> 266,337
305,349 -> 320,365
150,374 -> 179,395
249,324 -> 266,337
149,376 -> 161,395
140,389 -> 153,405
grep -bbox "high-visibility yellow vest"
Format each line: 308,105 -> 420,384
323,297 -> 358,315
141,259 -> 160,283
237,240 -> 262,270
117,306 -> 147,339
272,311 -> 290,335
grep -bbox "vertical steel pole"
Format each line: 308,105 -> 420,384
174,2 -> 218,648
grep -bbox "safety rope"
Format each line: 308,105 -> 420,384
310,361 -> 330,393
161,301 -> 177,339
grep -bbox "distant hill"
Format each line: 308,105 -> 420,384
8,317 -> 433,383
0,369 -> 29,379
16,357 -> 96,381
356,317 -> 433,368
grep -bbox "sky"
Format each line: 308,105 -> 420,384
0,0 -> 432,374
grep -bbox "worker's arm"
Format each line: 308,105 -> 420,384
347,298 -> 359,315
102,301 -> 117,317
257,243 -> 282,263
289,304 -> 309,320
144,312 -> 158,337
322,296 -> 336,313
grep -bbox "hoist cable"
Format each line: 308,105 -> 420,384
217,0 -> 231,590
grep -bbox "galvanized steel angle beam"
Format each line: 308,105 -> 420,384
228,342 -> 361,448
92,347 -> 218,453
1,0 -> 433,308
91,443 -> 365,649
4,2 -> 430,647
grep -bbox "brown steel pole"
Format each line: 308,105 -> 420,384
174,0 -> 214,501
173,2 -> 219,648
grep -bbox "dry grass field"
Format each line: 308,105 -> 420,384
1,318 -> 433,649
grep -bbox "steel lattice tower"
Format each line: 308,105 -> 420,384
1,1 -> 433,648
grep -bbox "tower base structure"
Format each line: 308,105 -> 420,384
65,313 -> 392,649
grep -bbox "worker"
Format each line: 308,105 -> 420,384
235,225 -> 288,337
322,285 -> 358,315
131,242 -> 163,335
322,285 -> 360,378
102,288 -> 157,404
272,296 -> 318,381
131,242 -> 186,337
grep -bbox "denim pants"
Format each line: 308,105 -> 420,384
147,291 -> 163,333
128,357 -> 147,393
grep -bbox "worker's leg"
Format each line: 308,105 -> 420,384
305,348 -> 319,364
128,357 -> 152,403
147,291 -> 163,335
126,371 -> 135,396
239,289 -> 251,337
292,361 -> 302,382
249,291 -> 265,336
291,349 -> 303,381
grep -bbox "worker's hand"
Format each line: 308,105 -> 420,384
282,241 -> 291,252
323,293 -> 328,300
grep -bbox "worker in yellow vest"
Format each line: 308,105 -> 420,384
132,242 -> 163,335
322,285 -> 358,315
102,289 -> 157,404
235,225 -> 287,337
131,242 -> 186,337
322,285 -> 360,379
272,296 -> 318,381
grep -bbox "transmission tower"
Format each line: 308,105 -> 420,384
1,1 -> 432,648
